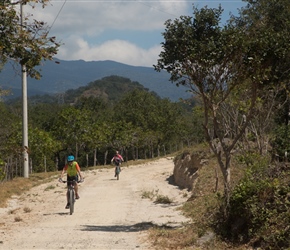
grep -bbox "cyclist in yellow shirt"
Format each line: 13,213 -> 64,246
60,155 -> 83,209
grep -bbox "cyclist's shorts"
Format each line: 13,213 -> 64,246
67,175 -> 78,186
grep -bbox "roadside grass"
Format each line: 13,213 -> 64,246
141,189 -> 173,204
147,149 -> 247,250
141,190 -> 157,200
155,194 -> 173,204
0,172 -> 57,208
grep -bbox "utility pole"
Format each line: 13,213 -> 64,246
20,1 -> 29,178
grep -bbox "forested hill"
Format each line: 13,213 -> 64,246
7,75 -> 160,105
0,59 -> 190,101
63,75 -> 160,104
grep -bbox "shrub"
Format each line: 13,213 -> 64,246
215,154 -> 290,249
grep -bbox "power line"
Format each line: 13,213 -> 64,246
47,0 -> 68,33
135,0 -> 178,17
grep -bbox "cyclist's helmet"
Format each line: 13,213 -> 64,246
67,155 -> 74,162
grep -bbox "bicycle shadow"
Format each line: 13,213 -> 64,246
43,212 -> 70,216
80,222 -> 173,232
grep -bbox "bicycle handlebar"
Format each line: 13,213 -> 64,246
58,178 -> 84,183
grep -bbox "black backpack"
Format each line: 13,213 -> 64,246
114,157 -> 121,164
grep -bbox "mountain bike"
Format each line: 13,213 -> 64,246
59,178 -> 83,215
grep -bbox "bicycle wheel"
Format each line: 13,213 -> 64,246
69,189 -> 74,215
116,166 -> 120,180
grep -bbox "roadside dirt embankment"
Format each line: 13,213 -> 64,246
173,151 -> 209,191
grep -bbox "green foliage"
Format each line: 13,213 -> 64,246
28,127 -> 61,172
1,74 -> 201,171
63,75 -> 154,104
234,0 -> 290,86
271,125 -> 290,161
217,154 -> 290,249
0,0 -> 60,78
235,152 -> 270,168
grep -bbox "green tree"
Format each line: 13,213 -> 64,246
155,6 -> 245,202
154,1 -> 290,204
51,106 -> 92,158
0,0 -> 59,78
29,103 -> 65,131
28,127 -> 61,172
0,102 -> 19,159
115,90 -> 165,156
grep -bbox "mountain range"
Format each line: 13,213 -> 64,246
0,59 -> 191,102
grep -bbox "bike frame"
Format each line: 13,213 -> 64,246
115,165 -> 121,180
59,178 -> 82,215
67,180 -> 76,215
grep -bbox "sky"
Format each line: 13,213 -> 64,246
25,0 -> 246,67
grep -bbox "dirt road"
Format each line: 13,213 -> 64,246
0,157 -> 190,250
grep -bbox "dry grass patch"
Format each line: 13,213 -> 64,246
149,226 -> 199,250
14,216 -> 22,222
44,185 -> 55,191
141,189 -> 173,204
141,189 -> 158,200
0,171 -> 58,208
155,194 -> 173,204
23,207 -> 32,213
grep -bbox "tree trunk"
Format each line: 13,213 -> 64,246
93,148 -> 97,166
223,153 -> 231,207
75,143 -> 78,160
30,158 -> 33,174
55,157 -> 58,171
214,166 -> 219,193
215,147 -> 232,209
125,148 -> 128,163
157,145 -> 160,157
104,150 -> 108,165
136,147 -> 139,160
132,147 -> 135,160
44,156 -> 46,172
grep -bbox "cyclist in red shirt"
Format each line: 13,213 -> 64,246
111,151 -> 124,177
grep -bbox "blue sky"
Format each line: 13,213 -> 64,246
26,0 -> 246,67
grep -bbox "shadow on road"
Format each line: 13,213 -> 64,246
80,222 -> 172,232
43,212 -> 70,216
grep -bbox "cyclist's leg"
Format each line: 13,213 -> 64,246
74,175 -> 80,199
75,183 -> 79,199
114,164 -> 118,176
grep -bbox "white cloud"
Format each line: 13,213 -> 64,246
32,0 -> 189,35
57,36 -> 161,67
22,0 -> 188,66
22,1 -> 245,66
